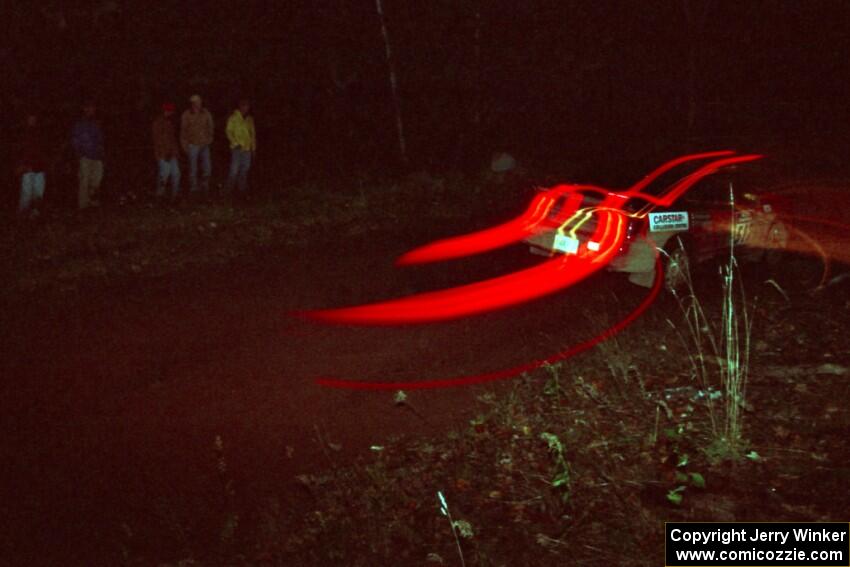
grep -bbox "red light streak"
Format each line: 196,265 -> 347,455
297,153 -> 850,390
627,150 -> 735,193
397,152 -> 759,267
314,256 -> 663,390
302,152 -> 761,325
306,246 -> 619,325
633,153 -> 763,206
395,191 -> 558,265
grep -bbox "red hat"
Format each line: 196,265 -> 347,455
162,102 -> 176,112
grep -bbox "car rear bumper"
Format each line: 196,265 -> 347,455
607,238 -> 657,273
525,231 -> 557,256
525,230 -> 658,275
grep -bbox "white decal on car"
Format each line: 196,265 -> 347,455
649,211 -> 690,232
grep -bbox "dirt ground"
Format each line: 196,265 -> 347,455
2,177 -> 849,565
0,197 -> 594,563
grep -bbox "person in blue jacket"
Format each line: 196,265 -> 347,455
71,101 -> 105,208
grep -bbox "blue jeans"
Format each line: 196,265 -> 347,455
228,148 -> 252,193
187,144 -> 211,192
19,171 -> 46,213
156,158 -> 181,198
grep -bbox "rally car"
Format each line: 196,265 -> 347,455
524,154 -> 789,291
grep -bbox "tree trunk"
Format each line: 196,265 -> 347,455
687,46 -> 697,133
473,6 -> 482,156
472,7 -> 481,140
682,0 -> 711,134
375,0 -> 408,166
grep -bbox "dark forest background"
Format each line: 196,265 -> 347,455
2,0 -> 849,193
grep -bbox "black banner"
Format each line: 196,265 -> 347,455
665,522 -> 849,566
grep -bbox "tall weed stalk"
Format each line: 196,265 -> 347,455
667,183 -> 753,456
719,183 -> 752,449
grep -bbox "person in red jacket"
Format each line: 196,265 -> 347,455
17,112 -> 47,216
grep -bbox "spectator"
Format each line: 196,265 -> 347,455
16,112 -> 47,217
152,102 -> 181,200
225,98 -> 256,195
180,94 -> 214,194
71,101 -> 105,209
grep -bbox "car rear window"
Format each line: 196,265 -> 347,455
547,190 -> 604,220
636,157 -> 732,197
682,176 -> 732,203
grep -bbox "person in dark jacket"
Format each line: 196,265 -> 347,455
17,112 -> 47,216
71,102 -> 105,209
152,102 -> 181,200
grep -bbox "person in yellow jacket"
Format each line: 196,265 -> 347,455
225,98 -> 256,195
